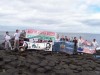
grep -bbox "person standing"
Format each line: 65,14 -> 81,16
13,29 -> 20,50
65,36 -> 69,42
4,31 -> 12,50
55,34 -> 60,42
78,36 -> 84,47
92,39 -> 99,48
60,35 -> 65,42
73,37 -> 78,54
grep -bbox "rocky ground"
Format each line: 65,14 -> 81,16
0,49 -> 100,75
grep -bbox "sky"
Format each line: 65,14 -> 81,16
0,0 -> 100,33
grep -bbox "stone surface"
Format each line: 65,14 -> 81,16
36,68 -> 46,73
0,49 -> 99,75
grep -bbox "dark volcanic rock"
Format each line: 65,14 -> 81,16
95,67 -> 100,71
0,50 -> 99,75
0,56 -> 3,61
44,66 -> 52,71
39,60 -> 48,67
69,64 -> 77,70
0,62 -> 4,68
95,60 -> 100,64
54,65 -> 62,70
48,61 -> 56,67
30,65 -> 39,71
32,58 -> 40,65
0,44 -> 5,50
36,68 -> 46,73
55,69 -> 67,75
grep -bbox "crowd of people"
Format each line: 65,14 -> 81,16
4,29 -> 99,53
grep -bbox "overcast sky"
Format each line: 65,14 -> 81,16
0,0 -> 100,33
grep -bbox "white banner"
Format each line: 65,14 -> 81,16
24,42 -> 52,51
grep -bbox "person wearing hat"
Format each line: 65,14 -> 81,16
4,31 -> 12,50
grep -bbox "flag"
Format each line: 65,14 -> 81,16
83,47 -> 96,54
77,46 -> 96,54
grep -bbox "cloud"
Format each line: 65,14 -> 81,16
81,19 -> 100,26
0,0 -> 100,33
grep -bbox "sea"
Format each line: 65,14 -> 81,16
0,31 -> 100,45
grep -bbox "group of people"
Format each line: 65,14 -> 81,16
55,35 -> 99,54
4,30 -> 99,53
56,35 -> 99,47
4,29 -> 25,50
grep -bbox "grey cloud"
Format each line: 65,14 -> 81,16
22,18 -> 62,25
81,19 -> 100,26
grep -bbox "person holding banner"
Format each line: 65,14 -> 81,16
53,34 -> 60,53
92,39 -> 99,48
83,40 -> 91,46
4,31 -> 12,50
60,35 -> 65,42
13,29 -> 20,50
65,36 -> 69,42
48,38 -> 53,43
55,34 -> 60,42
73,37 -> 78,54
78,36 -> 84,47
